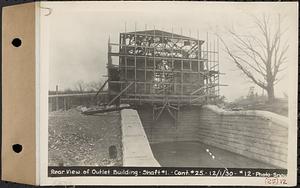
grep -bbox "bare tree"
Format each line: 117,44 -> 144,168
86,80 -> 103,92
74,80 -> 87,92
220,15 -> 288,102
73,80 -> 103,92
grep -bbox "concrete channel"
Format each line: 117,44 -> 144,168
121,105 -> 288,169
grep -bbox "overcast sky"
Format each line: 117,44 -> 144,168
42,1 -> 298,101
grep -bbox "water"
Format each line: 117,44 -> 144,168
150,141 -> 277,168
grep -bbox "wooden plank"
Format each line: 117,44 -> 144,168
108,52 -> 206,62
49,92 -> 106,98
94,79 -> 108,98
107,82 -> 133,106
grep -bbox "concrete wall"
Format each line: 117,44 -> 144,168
138,105 -> 200,143
198,105 -> 288,168
137,104 -> 288,168
121,109 -> 160,166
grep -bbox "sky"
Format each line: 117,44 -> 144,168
42,1 -> 298,101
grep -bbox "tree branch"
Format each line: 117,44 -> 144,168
218,36 -> 267,89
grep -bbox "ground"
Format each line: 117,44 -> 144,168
223,98 -> 288,116
48,108 -> 122,166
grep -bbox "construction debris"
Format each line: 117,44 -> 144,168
81,104 -> 131,115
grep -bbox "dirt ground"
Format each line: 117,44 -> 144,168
48,108 -> 122,166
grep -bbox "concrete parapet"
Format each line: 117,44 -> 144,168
121,109 -> 160,167
203,105 -> 288,128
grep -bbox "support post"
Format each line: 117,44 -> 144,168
55,85 -> 59,111
63,97 -> 67,111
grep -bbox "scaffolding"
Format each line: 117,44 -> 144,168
105,29 -> 220,121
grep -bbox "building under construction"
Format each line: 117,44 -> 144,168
102,29 -> 220,121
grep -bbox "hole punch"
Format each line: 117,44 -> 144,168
11,38 -> 22,47
12,144 -> 22,153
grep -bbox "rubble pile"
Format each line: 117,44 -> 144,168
48,108 -> 122,166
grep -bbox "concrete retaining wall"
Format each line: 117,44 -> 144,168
198,105 -> 288,168
137,104 -> 288,168
121,109 -> 160,166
